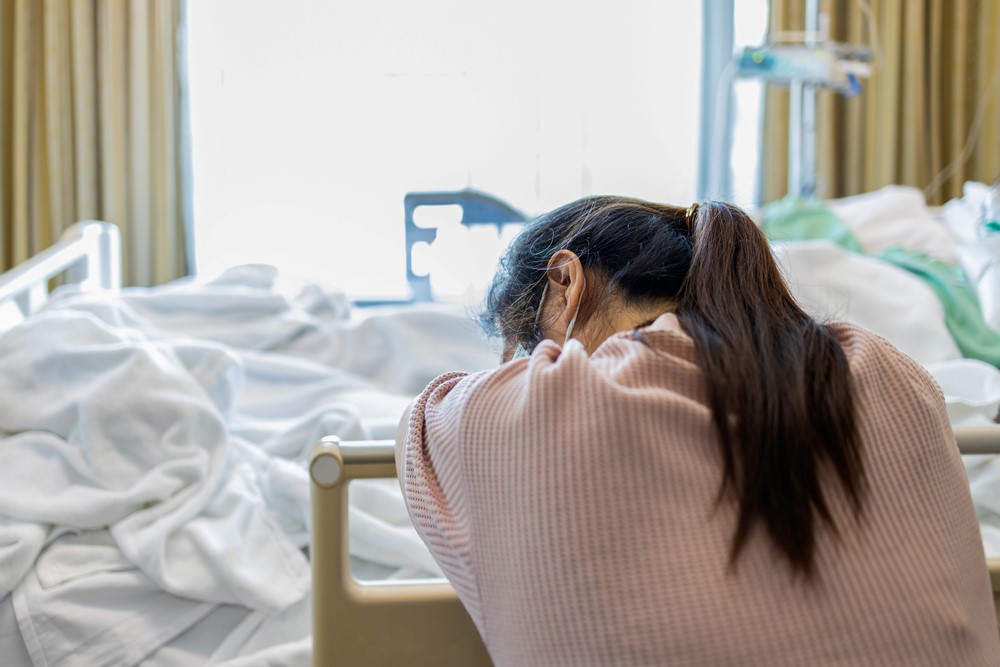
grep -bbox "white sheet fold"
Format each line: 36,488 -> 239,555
0,263 -> 486,667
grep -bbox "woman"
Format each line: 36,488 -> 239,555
396,196 -> 1000,665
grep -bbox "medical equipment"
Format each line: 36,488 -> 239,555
733,0 -> 873,199
736,43 -> 870,95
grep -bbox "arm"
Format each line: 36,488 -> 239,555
395,399 -> 416,495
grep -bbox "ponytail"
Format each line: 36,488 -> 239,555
482,196 -> 865,575
676,202 -> 865,575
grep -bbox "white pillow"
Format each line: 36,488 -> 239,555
827,185 -> 957,264
773,240 -> 961,366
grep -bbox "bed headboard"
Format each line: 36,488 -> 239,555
0,221 -> 121,324
404,189 -> 528,302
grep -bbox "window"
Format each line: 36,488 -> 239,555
188,1 -> 765,299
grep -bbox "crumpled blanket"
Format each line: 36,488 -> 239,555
0,265 -> 498,665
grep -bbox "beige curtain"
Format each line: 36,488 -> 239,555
0,0 -> 190,286
762,0 -> 1000,205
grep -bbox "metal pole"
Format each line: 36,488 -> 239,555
697,0 -> 735,200
788,81 -> 803,198
801,0 -> 820,198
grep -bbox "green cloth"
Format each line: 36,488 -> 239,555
879,247 -> 1000,367
760,197 -> 862,253
758,197 -> 1000,368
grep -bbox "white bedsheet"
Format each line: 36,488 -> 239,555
0,309 -> 310,612
0,266 -> 497,665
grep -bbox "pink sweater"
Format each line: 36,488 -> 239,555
401,314 -> 1000,666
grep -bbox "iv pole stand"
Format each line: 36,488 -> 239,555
788,0 -> 820,199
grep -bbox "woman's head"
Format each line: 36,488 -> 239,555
481,195 -> 865,577
481,196 -> 696,359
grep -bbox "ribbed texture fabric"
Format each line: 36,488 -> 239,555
403,313 -> 1000,666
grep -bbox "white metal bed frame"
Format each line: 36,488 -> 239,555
0,221 -> 120,315
3,221 -> 1000,665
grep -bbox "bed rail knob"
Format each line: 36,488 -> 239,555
310,437 -> 344,487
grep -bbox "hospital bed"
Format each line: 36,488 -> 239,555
1,203 -> 999,665
0,219 -> 498,665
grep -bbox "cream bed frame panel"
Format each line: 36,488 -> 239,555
311,426 -> 1000,665
310,437 -> 492,665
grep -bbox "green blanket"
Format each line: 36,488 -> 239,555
760,197 -> 862,253
761,197 -> 1000,367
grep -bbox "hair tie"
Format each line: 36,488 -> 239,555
684,203 -> 700,229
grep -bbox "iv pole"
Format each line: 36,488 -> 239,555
788,0 -> 820,199
701,0 -> 870,203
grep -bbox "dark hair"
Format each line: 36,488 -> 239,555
481,196 -> 864,576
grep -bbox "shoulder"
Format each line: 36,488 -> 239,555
412,328 -> 705,452
829,321 -> 943,396
828,321 -> 951,446
457,339 -> 598,428
467,334 -> 681,408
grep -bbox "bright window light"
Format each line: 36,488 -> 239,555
188,1 -> 706,299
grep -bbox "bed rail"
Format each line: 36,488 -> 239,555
310,436 -> 492,666
0,221 -> 120,319
960,425 -> 1000,614
311,426 -> 1000,663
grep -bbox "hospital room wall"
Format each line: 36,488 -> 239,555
761,0 -> 1000,205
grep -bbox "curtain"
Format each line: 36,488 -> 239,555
762,0 -> 1000,205
0,0 -> 190,286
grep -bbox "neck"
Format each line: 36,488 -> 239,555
580,300 -> 675,353
611,301 -> 675,332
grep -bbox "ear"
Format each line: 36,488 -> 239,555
540,249 -> 586,344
